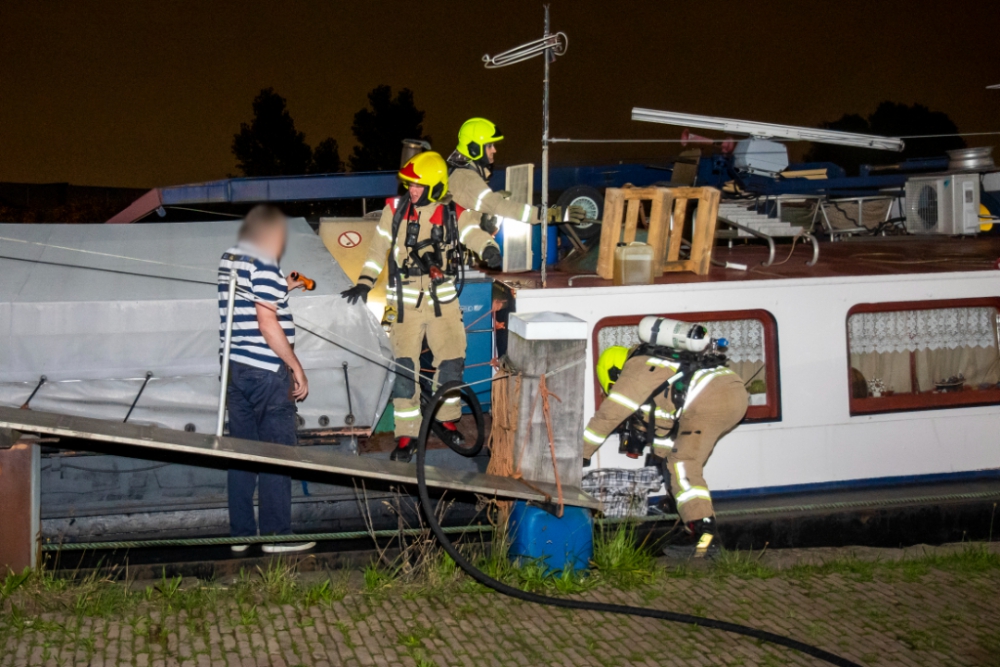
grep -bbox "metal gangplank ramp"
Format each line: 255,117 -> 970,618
0,406 -> 600,510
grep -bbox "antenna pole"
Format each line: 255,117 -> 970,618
541,4 -> 551,287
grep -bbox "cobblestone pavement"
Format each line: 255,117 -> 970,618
2,546 -> 999,667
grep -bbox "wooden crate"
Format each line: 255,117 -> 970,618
596,186 -> 721,279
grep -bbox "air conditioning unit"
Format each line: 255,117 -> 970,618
904,173 -> 980,235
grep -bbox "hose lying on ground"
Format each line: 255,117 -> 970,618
415,381 -> 862,667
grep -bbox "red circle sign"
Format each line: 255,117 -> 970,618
338,231 -> 362,248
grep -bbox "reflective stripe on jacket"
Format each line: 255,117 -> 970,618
449,167 -> 540,225
582,352 -> 737,455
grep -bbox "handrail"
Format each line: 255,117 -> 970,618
717,217 -> 777,267
803,232 -> 820,266
567,273 -> 601,286
717,216 -> 821,267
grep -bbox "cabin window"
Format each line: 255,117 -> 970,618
847,299 -> 1000,415
593,310 -> 780,422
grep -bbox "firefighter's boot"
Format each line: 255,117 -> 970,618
690,517 -> 720,559
662,516 -> 720,560
439,420 -> 466,450
390,436 -> 416,463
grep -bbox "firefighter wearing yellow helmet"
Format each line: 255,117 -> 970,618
447,117 -> 585,236
341,151 -> 500,461
584,321 -> 748,559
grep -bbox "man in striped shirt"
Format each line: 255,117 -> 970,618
218,205 -> 313,554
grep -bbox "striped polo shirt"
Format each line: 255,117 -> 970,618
218,242 -> 295,372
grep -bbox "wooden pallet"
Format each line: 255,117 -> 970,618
596,186 -> 721,279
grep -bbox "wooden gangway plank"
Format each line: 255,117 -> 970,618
0,406 -> 600,510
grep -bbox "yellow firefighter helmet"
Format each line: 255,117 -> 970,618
398,151 -> 449,203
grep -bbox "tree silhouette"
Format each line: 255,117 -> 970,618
232,88 -> 314,177
311,137 -> 344,174
803,102 -> 965,175
349,85 -> 429,172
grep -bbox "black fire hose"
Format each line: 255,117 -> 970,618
415,381 -> 861,667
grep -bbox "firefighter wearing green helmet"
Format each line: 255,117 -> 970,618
585,319 -> 748,559
447,117 -> 585,236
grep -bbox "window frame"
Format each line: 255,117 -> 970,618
847,297 -> 1000,416
592,309 -> 781,423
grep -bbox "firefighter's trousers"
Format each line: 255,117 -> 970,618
389,297 -> 466,438
662,374 -> 748,523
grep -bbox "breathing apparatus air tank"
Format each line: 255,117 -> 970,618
638,316 -> 710,353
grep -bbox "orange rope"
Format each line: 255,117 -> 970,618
486,362 -> 519,524
537,374 -> 565,516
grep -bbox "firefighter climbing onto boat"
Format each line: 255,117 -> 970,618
583,318 -> 748,558
340,151 -> 501,462
446,117 -> 586,233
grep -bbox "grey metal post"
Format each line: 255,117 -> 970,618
540,4 -> 550,288
216,270 -> 238,437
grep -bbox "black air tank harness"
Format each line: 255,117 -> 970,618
388,196 -> 464,321
622,343 -> 730,456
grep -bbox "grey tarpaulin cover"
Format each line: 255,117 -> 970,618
0,219 -> 394,434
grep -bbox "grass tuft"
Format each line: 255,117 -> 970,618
363,560 -> 401,595
711,548 -> 777,580
157,570 -> 183,600
591,521 -> 661,589
257,558 -> 299,605
0,568 -> 31,599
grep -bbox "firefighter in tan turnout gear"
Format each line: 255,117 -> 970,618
447,117 -> 585,233
583,317 -> 748,558
341,151 -> 501,462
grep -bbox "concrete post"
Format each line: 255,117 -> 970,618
506,312 -> 588,492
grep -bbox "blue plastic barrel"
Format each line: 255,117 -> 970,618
458,278 -> 494,411
530,224 -> 559,269
508,501 -> 593,573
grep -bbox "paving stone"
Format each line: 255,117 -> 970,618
5,550 -> 1000,667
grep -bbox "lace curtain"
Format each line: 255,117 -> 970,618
597,319 -> 765,363
848,308 -> 998,355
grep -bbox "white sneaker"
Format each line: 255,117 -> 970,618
231,544 -> 250,554
262,541 -> 316,554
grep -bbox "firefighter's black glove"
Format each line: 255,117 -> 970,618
340,283 -> 371,305
482,246 -> 502,270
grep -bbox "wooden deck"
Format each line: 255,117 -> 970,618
491,236 -> 1000,291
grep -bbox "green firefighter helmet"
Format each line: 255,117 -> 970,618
456,117 -> 504,161
596,346 -> 629,395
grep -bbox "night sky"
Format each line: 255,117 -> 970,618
2,0 -> 997,188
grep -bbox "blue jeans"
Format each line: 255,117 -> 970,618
226,362 -> 298,537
